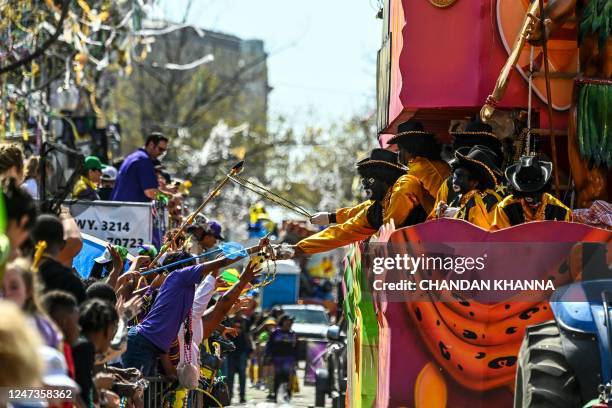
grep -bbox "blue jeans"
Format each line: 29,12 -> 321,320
226,352 -> 249,401
121,326 -> 162,376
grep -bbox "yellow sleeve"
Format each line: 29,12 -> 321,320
464,194 -> 497,230
428,178 -> 449,220
383,174 -> 421,226
297,209 -> 375,254
72,179 -> 86,198
419,160 -> 451,202
545,193 -> 573,222
491,203 -> 512,230
335,200 -> 373,223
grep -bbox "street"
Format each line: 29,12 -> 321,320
228,365 -> 329,408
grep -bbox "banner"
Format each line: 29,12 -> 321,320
68,200 -> 153,254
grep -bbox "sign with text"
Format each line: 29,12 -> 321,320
68,200 -> 153,254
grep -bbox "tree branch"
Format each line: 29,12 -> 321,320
0,0 -> 71,75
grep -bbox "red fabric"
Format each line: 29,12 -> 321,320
63,342 -> 75,379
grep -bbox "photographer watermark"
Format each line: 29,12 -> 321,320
363,241 -> 608,303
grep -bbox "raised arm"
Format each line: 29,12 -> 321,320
198,237 -> 269,278
201,259 -> 260,339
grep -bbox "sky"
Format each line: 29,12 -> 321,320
159,0 -> 382,128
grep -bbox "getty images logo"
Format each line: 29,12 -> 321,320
372,254 -> 488,275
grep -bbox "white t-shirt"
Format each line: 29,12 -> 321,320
178,274 -> 216,365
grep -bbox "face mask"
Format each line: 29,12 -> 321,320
452,167 -> 476,194
361,177 -> 388,201
523,194 -> 542,207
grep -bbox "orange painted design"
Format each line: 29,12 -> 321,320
403,241 -> 592,391
496,0 -> 578,110
414,361 -> 448,408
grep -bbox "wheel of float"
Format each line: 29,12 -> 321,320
514,321 -> 581,408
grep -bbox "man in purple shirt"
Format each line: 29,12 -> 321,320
121,238 -> 267,375
111,133 -> 168,202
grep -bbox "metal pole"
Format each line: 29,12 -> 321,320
538,0 -> 561,197
147,161 -> 244,267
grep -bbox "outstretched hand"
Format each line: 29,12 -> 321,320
108,245 -> 124,274
229,297 -> 254,315
129,255 -> 151,272
243,258 -> 263,280
221,326 -> 239,339
257,236 -> 270,250
310,212 -> 330,225
117,294 -> 144,321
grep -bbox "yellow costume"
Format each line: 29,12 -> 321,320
491,193 -> 572,230
452,188 -> 503,230
334,200 -> 373,223
72,175 -> 98,199
430,176 -> 507,221
298,157 -> 448,254
386,157 -> 449,224
429,177 -> 452,220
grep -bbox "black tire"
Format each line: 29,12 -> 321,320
514,321 -> 581,408
315,387 -> 326,407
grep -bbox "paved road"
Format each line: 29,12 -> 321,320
226,366 -> 330,408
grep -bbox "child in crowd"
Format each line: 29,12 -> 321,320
40,290 -> 81,384
2,257 -> 62,349
73,298 -> 120,407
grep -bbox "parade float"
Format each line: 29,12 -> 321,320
340,0 -> 612,406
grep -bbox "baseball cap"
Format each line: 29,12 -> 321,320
137,244 -> 158,259
94,245 -> 129,264
40,345 -> 80,391
186,220 -> 225,240
101,166 -> 117,181
84,156 -> 106,171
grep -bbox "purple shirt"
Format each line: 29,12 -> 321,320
111,148 -> 158,202
137,264 -> 204,351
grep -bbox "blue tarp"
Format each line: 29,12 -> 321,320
72,233 -> 133,278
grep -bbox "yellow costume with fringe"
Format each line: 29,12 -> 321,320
491,193 -> 572,230
297,158 -> 449,254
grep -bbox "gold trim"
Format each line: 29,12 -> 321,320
456,154 -> 498,186
449,131 -> 497,138
388,130 -> 434,144
429,0 -> 458,8
396,130 -> 434,137
357,159 -> 408,172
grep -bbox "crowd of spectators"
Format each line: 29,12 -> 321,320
0,138 -> 304,407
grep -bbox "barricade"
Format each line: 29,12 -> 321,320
143,377 -> 205,408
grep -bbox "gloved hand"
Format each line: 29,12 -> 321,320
435,201 -> 448,218
443,207 -> 460,218
310,212 -> 330,225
